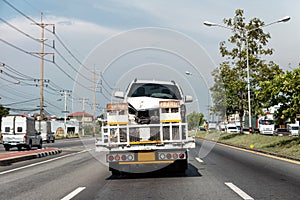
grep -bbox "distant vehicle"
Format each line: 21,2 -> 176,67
273,128 -> 290,136
219,123 -> 226,132
226,124 -> 238,133
259,119 -> 275,135
35,120 -> 55,143
287,124 -> 299,136
208,121 -> 217,130
199,126 -> 206,131
1,115 -> 43,151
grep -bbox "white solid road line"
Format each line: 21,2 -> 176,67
225,182 -> 254,200
61,187 -> 86,200
195,157 -> 204,163
0,148 -> 93,176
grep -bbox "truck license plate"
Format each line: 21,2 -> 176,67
138,152 -> 155,161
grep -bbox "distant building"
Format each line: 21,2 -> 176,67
51,120 -> 79,135
68,112 -> 93,123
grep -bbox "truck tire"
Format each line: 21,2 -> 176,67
111,169 -> 120,176
109,167 -> 120,176
38,140 -> 43,149
17,146 -> 22,151
173,159 -> 188,173
27,141 -> 32,150
4,145 -> 10,151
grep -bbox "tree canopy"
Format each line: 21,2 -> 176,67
187,111 -> 206,130
210,9 -> 283,128
257,67 -> 300,124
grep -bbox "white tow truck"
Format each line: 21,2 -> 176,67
96,79 -> 195,174
1,115 -> 43,151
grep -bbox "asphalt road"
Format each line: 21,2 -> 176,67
0,138 -> 299,200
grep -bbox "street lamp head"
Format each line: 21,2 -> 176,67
203,21 -> 216,27
278,16 -> 291,23
185,71 -> 192,76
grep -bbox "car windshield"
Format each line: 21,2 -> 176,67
127,83 -> 182,100
228,127 -> 237,129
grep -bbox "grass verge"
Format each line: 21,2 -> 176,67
194,131 -> 300,160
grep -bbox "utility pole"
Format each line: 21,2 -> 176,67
93,66 -> 101,136
31,13 -> 54,132
79,98 -> 89,136
60,90 -> 71,137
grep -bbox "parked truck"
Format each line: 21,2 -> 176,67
1,115 -> 43,151
35,120 -> 55,143
258,118 -> 275,135
96,79 -> 195,174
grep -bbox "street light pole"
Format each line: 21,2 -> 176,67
185,71 -> 210,121
204,16 -> 290,133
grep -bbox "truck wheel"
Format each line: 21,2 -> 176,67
17,146 -> 22,151
4,145 -> 10,151
27,141 -> 32,150
111,169 -> 120,176
38,140 -> 43,149
174,159 -> 188,173
51,138 -> 55,143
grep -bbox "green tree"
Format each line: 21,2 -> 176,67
257,66 -> 300,125
211,9 -> 283,130
0,105 -> 10,131
187,111 -> 206,130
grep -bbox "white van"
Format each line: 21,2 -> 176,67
1,115 -> 43,151
226,123 -> 238,133
287,124 -> 299,136
35,120 -> 55,143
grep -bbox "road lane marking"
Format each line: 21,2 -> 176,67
195,157 -> 204,163
199,139 -> 300,165
216,142 -> 300,165
0,148 -> 94,176
225,182 -> 254,200
61,187 -> 86,200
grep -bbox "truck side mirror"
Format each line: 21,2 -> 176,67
185,95 -> 193,103
114,91 -> 124,99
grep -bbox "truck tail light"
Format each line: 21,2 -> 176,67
107,153 -> 135,162
173,153 -> 178,159
158,152 -> 186,160
179,153 -> 185,159
127,155 -> 133,161
121,155 -> 127,161
23,135 -> 27,142
166,153 -> 172,159
108,155 -> 114,161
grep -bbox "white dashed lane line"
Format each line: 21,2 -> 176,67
225,182 -> 254,200
195,157 -> 204,163
61,187 -> 86,200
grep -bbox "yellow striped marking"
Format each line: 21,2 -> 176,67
160,119 -> 181,123
130,140 -> 162,145
108,122 -> 128,125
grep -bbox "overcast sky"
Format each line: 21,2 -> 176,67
0,0 -> 299,118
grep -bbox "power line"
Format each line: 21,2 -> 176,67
3,98 -> 39,106
2,0 -> 41,27
0,38 -> 54,62
0,17 -> 53,49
